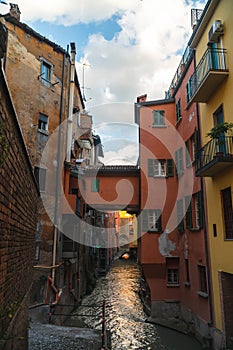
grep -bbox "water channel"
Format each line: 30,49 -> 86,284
69,258 -> 203,350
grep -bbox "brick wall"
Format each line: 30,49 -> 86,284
0,68 -> 39,349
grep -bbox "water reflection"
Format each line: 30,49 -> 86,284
71,260 -> 203,350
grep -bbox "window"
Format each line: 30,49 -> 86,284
185,195 -> 192,229
167,269 -> 179,285
194,192 -> 202,229
142,209 -> 162,232
40,58 -> 52,86
148,159 -> 174,177
38,113 -> 48,132
91,179 -> 100,192
198,265 -> 208,295
166,257 -> 179,285
221,187 -> 233,239
176,99 -> 182,122
185,192 -> 203,230
186,130 -> 198,167
186,77 -> 193,103
152,110 -> 165,127
177,199 -> 184,232
175,147 -> 184,176
76,196 -> 81,215
185,259 -> 190,285
34,166 -> 46,192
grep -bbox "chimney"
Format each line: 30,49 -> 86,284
9,3 -> 21,21
137,94 -> 147,103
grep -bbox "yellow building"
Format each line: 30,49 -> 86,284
189,1 -> 233,348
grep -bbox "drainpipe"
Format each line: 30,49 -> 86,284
51,49 -> 67,285
66,42 -> 76,163
194,50 -> 214,329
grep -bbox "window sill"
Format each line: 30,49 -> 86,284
152,125 -> 167,128
148,230 -> 161,234
153,175 -> 166,178
184,282 -> 191,287
197,291 -> 208,298
167,284 -> 180,287
37,129 -> 49,136
189,227 -> 201,232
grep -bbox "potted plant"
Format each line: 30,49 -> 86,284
206,121 -> 233,156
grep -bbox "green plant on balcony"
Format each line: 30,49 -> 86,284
206,122 -> 233,155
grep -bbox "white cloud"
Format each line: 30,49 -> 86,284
75,0 -> 207,127
4,0 -> 207,163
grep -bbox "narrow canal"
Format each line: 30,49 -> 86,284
68,259 -> 203,350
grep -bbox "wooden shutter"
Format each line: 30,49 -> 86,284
156,209 -> 162,232
167,159 -> 174,177
185,195 -> 192,229
197,191 -> 203,229
148,159 -> 154,177
91,179 -> 100,192
177,199 -> 184,232
142,210 -> 148,231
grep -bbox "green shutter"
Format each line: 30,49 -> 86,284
167,159 -> 174,177
197,191 -> 203,229
177,199 -> 184,232
185,195 -> 192,229
156,209 -> 162,232
148,159 -> 154,177
91,179 -> 100,192
185,140 -> 191,167
142,210 -> 148,232
175,150 -> 178,175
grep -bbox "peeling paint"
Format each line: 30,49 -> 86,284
158,229 -> 176,256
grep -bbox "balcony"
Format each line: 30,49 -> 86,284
189,48 -> 229,103
195,136 -> 233,177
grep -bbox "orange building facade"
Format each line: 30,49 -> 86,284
135,45 -> 211,344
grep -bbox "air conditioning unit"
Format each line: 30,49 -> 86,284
208,20 -> 224,43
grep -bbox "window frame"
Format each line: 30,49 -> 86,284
38,113 -> 48,132
167,268 -> 179,285
40,57 -> 53,87
148,158 -> 174,178
198,265 -> 208,297
152,110 -> 165,127
221,187 -> 233,240
176,98 -> 182,122
142,209 -> 162,233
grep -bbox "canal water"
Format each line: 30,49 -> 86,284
69,259 -> 203,350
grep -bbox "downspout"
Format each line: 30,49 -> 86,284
51,49 -> 67,285
194,50 -> 214,329
66,42 -> 76,163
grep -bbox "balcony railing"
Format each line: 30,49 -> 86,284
189,48 -> 229,103
195,136 -> 233,177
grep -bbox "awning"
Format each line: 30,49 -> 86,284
77,139 -> 92,150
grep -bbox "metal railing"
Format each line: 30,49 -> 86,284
189,48 -> 228,99
195,136 -> 233,170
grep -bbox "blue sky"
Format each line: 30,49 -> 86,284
0,0 -> 208,164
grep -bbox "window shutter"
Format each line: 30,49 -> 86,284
185,140 -> 191,167
177,199 -> 184,232
148,159 -> 154,177
142,210 -> 148,231
91,179 -> 100,192
185,195 -> 192,229
156,209 -> 162,232
175,150 -> 179,175
167,159 -> 174,177
197,191 -> 203,229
